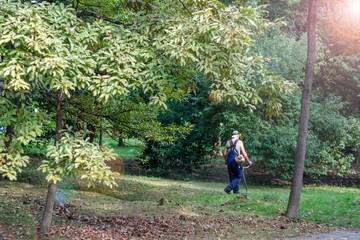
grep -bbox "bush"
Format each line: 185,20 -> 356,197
140,78 -> 220,173
16,164 -> 47,185
250,95 -> 360,179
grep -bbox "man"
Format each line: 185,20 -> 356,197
223,130 -> 252,194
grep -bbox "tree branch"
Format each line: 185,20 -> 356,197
76,10 -> 133,27
79,0 -> 104,8
178,0 -> 192,16
75,0 -> 80,11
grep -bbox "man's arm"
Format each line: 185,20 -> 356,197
239,141 -> 252,165
223,144 -> 228,165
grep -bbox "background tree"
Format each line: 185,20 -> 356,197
141,0 -> 360,179
286,0 -> 317,218
0,0 -> 295,233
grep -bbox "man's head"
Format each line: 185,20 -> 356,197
232,130 -> 241,139
232,130 -> 239,136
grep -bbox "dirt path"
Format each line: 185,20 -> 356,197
284,230 -> 360,240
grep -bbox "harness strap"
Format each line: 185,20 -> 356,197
227,139 -> 240,155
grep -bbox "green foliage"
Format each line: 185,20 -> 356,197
0,1 -> 148,100
0,97 -> 44,180
248,94 -> 360,179
141,76 -> 275,173
0,144 -> 29,181
0,0 -> 190,180
0,0 -> 295,181
72,0 -> 296,108
251,20 -> 360,178
256,27 -> 307,84
139,5 -> 360,178
314,8 -> 360,117
67,94 -> 193,144
38,128 -> 119,187
142,79 -> 360,178
23,138 -> 51,156
307,97 -> 360,176
148,1 -> 295,109
141,79 -> 215,172
16,163 -> 47,185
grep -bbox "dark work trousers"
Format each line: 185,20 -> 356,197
225,150 -> 242,193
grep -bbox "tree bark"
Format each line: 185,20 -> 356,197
4,125 -> 14,148
76,10 -> 132,27
39,182 -> 56,234
286,0 -> 317,219
87,123 -> 96,143
118,137 -> 125,147
54,91 -> 65,145
1,125 -> 15,181
99,129 -> 103,146
39,90 -> 65,234
212,135 -> 222,156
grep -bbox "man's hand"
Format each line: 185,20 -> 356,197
248,160 -> 253,166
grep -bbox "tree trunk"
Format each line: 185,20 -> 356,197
39,90 -> 65,234
212,135 -> 222,156
54,91 -> 65,145
39,182 -> 56,234
87,123 -> 96,143
118,137 -> 125,147
286,0 -> 317,219
356,147 -> 360,165
99,128 -> 103,146
4,125 -> 14,148
1,121 -> 14,181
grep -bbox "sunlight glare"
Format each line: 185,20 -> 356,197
349,0 -> 360,18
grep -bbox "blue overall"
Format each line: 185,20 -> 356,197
224,145 -> 242,194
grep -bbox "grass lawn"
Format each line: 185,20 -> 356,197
1,138 -> 359,239
101,138 -> 144,161
0,173 -> 359,239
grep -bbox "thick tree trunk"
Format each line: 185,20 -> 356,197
87,123 -> 96,143
212,135 -> 222,156
39,90 -> 65,234
286,0 -> 317,219
39,182 -> 56,234
118,137 -> 125,147
4,125 -> 14,148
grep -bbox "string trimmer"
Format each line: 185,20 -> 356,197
241,164 -> 251,193
235,155 -> 251,193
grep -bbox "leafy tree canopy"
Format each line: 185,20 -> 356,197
0,0 -> 295,180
